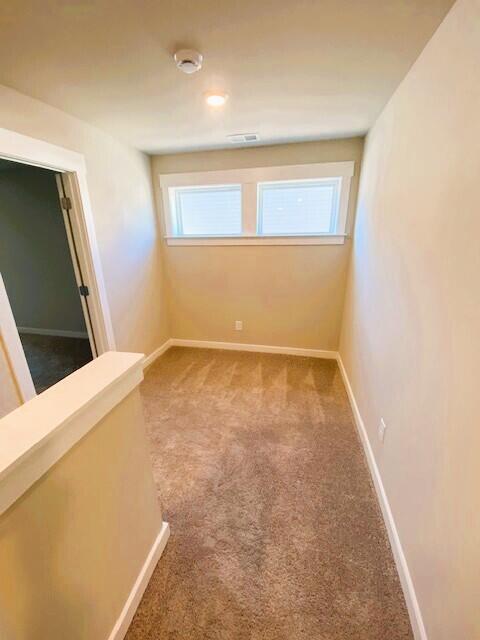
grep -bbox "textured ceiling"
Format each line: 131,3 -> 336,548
0,0 -> 454,153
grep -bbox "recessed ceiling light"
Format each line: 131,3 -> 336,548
206,93 -> 228,107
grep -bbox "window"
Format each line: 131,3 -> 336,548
258,179 -> 340,236
171,185 -> 242,236
160,161 -> 354,245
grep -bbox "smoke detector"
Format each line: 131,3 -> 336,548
174,49 -> 203,74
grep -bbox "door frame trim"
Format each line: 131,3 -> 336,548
56,172 -> 99,357
0,127 -> 116,367
0,274 -> 36,402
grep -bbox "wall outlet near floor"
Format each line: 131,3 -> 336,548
235,320 -> 243,331
378,418 -> 387,443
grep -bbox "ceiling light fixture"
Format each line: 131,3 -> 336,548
206,93 -> 228,107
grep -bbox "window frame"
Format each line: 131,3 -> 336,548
159,161 -> 354,246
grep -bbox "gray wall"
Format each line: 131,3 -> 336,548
0,164 -> 87,334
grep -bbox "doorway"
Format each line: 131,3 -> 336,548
0,158 -> 95,393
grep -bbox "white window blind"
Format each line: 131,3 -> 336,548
257,179 -> 340,235
171,184 -> 242,236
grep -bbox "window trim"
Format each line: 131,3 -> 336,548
159,161 -> 354,246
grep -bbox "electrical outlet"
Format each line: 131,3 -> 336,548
378,418 -> 387,443
235,320 -> 243,331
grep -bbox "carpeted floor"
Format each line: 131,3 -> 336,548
126,347 -> 412,640
19,332 -> 92,393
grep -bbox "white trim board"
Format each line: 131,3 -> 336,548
18,326 -> 89,339
159,161 -> 355,188
336,354 -> 427,640
170,338 -> 337,359
107,521 -> 170,640
165,235 -> 346,246
0,351 -> 144,516
142,338 -> 337,369
0,274 -> 36,402
0,126 -> 116,355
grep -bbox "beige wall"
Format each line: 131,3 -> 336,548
0,84 -> 169,357
339,1 -> 479,638
0,387 -> 162,639
152,138 -> 363,350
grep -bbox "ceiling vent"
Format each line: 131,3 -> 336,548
174,49 -> 203,74
227,133 -> 260,144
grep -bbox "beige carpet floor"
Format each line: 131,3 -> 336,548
126,347 -> 412,639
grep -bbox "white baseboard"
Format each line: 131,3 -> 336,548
18,326 -> 88,339
143,337 -> 336,371
107,521 -> 170,640
143,339 -> 173,369
336,354 -> 427,640
170,338 -> 337,359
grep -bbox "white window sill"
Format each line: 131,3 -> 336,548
165,235 -> 347,246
